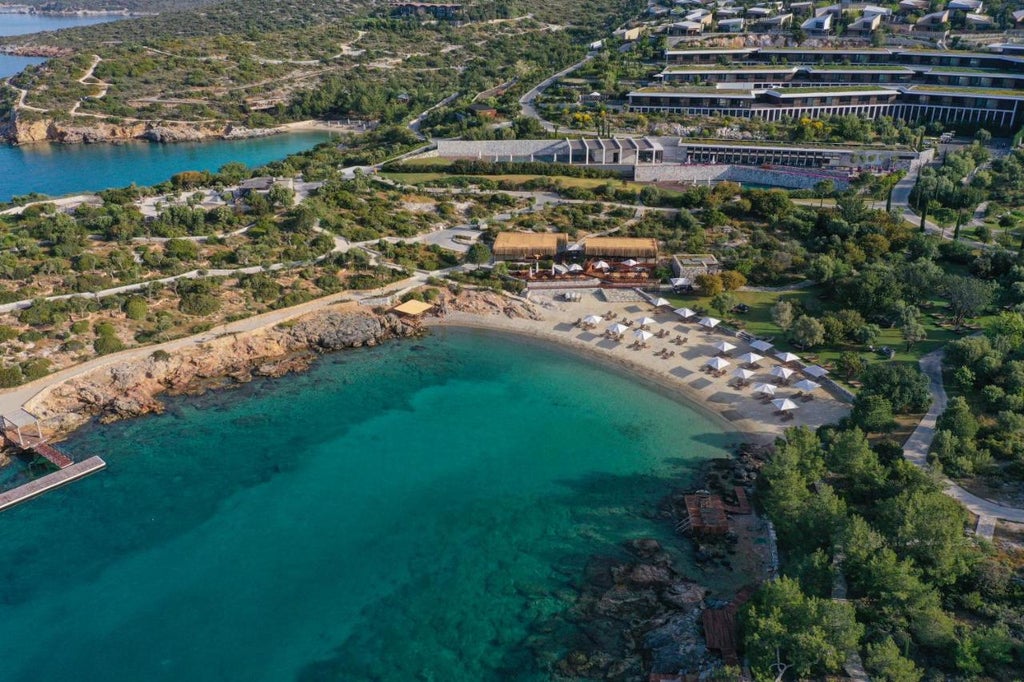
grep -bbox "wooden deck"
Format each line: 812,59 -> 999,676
0,456 -> 106,512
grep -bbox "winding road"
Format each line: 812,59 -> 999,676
905,350 -> 1024,539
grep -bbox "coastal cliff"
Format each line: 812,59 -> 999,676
0,112 -> 280,145
26,306 -> 421,434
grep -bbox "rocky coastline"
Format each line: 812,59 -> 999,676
539,448 -> 772,680
0,113 -> 285,145
25,305 -> 423,436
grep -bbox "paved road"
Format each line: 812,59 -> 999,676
518,53 -> 595,132
905,350 -> 1024,538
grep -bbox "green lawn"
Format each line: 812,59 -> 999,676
380,171 -> 685,198
663,285 -> 994,373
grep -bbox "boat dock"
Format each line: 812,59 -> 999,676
0,457 -> 107,512
1,412 -> 107,512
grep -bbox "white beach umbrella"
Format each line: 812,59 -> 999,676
623,259 -> 639,267
792,379 -> 821,392
699,317 -> 721,329
593,260 -> 611,270
771,366 -> 795,381
732,368 -> 755,381
753,383 -> 777,396
582,315 -> 604,326
714,340 -> 736,354
652,297 -> 672,308
736,352 -> 763,365
750,339 -> 774,352
804,365 -> 829,378
706,356 -> 730,371
670,277 -> 692,287
637,316 -> 657,327
608,323 -> 630,335
772,398 -> 799,412
552,264 -> 569,274
674,307 -> 697,319
634,329 -> 655,342
568,263 -> 584,273
775,351 -> 801,363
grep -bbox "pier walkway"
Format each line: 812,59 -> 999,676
0,457 -> 106,512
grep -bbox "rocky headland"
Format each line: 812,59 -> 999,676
26,305 -> 422,434
0,113 -> 284,145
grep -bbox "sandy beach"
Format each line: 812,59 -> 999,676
429,289 -> 850,443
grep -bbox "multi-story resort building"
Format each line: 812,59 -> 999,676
627,46 -> 1024,130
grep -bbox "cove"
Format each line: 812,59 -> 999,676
0,327 -> 735,682
0,132 -> 334,201
0,12 -> 122,78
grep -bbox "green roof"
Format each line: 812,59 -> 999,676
769,86 -> 899,95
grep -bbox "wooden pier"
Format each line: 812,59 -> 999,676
1,412 -> 107,511
0,456 -> 107,512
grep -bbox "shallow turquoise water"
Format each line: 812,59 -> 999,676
0,328 -> 734,681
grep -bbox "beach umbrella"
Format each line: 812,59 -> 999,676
623,259 -> 639,267
670,277 -> 691,287
637,316 -> 657,328
699,317 -> 721,329
775,351 -> 801,363
608,323 -> 630,336
750,339 -> 774,352
753,383 -> 777,396
714,340 -> 736,354
792,379 -> 821,392
706,356 -> 730,371
674,307 -> 697,319
652,297 -> 671,308
804,365 -> 829,378
568,263 -> 584,273
736,352 -> 763,365
772,398 -> 799,412
593,260 -> 611,270
634,329 -> 654,342
582,315 -> 604,326
771,366 -> 795,381
552,264 -> 569,274
732,368 -> 755,381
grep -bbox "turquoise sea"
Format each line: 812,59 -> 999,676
0,328 -> 734,681
0,132 -> 334,201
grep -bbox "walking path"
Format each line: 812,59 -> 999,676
905,350 -> 1024,539
518,53 -> 594,132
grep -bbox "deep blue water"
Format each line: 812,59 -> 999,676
0,12 -> 119,77
0,328 -> 735,681
0,132 -> 334,200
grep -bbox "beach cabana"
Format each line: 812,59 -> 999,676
732,368 -> 755,381
670,277 -> 692,288
754,383 -> 777,396
772,398 -> 798,412
634,329 -> 654,342
804,365 -> 829,378
699,317 -> 721,329
637,317 -> 657,329
392,299 -> 434,317
674,307 -> 697,319
736,352 -> 763,366
750,339 -> 774,352
771,366 -> 795,382
607,322 -> 630,337
775,351 -> 801,364
792,379 -> 821,392
714,340 -> 736,354
706,357 -> 730,371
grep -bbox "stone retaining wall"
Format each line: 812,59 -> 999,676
634,164 -> 851,190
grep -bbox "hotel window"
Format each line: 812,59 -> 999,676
988,99 -> 1000,109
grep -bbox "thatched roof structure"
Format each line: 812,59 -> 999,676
492,232 -> 568,259
584,237 -> 659,259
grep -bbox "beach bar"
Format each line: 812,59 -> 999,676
583,237 -> 659,262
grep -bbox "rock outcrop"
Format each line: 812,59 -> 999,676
27,306 -> 420,434
0,112 -> 281,145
